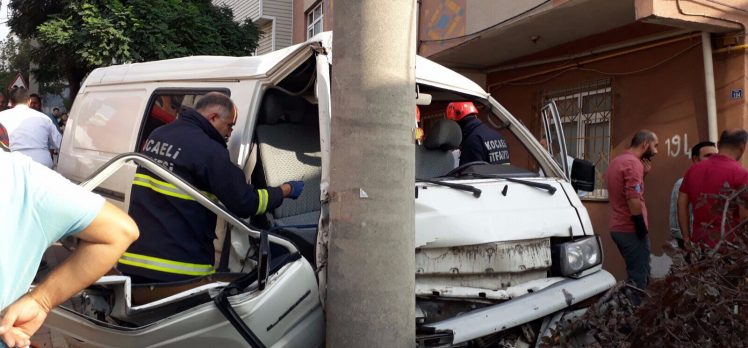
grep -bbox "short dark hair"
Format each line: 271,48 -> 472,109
630,129 -> 656,147
52,107 -> 60,112
29,93 -> 40,100
690,141 -> 716,158
10,88 -> 30,104
718,129 -> 748,150
195,92 -> 233,119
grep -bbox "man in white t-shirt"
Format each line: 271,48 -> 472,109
0,150 -> 139,348
0,89 -> 62,168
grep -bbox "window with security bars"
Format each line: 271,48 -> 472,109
543,80 -> 612,199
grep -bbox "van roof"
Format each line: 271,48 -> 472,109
83,32 -> 488,99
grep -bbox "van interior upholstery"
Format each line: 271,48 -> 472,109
253,88 -> 321,262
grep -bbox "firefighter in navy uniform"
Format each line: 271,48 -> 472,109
446,101 -> 510,165
118,92 -> 304,283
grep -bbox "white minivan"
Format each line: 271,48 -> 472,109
49,32 -> 615,347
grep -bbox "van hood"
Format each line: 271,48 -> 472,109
415,178 -> 586,248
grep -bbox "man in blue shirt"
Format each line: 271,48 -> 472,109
0,151 -> 139,348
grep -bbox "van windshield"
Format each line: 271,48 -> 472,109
415,93 -> 550,180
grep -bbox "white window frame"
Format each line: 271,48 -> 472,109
550,86 -> 612,200
306,2 -> 324,39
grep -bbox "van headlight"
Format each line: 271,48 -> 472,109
551,236 -> 602,277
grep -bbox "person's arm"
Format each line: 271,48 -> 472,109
0,202 -> 139,348
642,158 -> 652,177
627,198 -> 643,215
669,180 -> 683,239
623,161 -> 647,238
677,192 -> 691,244
203,148 -> 300,218
739,206 -> 748,225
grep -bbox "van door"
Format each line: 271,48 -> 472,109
313,49 -> 332,300
57,88 -> 149,209
540,101 -> 570,179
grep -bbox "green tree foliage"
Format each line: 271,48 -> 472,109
8,0 -> 260,99
0,35 -> 32,91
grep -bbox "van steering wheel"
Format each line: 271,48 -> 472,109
442,161 -> 490,177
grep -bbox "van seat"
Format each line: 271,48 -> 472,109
416,119 -> 462,178
255,89 -> 320,261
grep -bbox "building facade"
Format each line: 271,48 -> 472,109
293,0 -> 748,280
292,0 -> 334,44
214,0 -> 294,55
418,0 -> 748,279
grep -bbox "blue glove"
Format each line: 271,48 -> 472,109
286,181 -> 304,199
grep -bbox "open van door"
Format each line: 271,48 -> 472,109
541,101 -> 569,179
541,101 -> 595,192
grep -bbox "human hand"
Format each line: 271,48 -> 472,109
631,214 -> 648,239
0,294 -> 50,348
642,159 -> 652,176
285,181 -> 304,200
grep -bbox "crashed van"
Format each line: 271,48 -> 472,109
48,32 -> 615,347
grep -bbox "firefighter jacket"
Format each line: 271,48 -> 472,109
458,116 -> 510,166
118,108 -> 284,282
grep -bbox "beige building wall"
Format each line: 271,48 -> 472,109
263,0 -> 294,50
257,21 -> 274,54
214,0 -> 294,54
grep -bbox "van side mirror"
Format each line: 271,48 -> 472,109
569,158 -> 595,192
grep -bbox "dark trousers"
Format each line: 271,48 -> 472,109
611,231 -> 651,289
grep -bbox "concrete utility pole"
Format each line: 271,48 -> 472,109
327,0 -> 416,347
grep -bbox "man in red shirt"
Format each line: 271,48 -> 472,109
606,130 -> 658,289
678,129 -> 748,248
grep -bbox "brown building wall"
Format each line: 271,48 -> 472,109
487,30 -> 747,280
292,0 -> 305,44
292,0 -> 332,44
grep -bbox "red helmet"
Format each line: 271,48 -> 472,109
446,102 -> 478,121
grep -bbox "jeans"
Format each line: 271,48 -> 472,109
611,231 -> 651,289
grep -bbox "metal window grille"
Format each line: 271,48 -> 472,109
542,80 -> 612,199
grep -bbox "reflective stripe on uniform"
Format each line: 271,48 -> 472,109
133,173 -> 217,201
118,252 -> 216,276
255,189 -> 268,215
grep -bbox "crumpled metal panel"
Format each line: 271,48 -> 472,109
416,238 -> 551,274
424,270 -> 617,344
416,271 -> 552,298
416,238 -> 551,291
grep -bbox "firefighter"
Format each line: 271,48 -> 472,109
445,101 -> 510,165
118,92 -> 304,283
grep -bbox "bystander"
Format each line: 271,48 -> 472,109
606,129 -> 658,289
669,141 -> 717,249
0,150 -> 139,348
26,94 -> 41,112
678,129 -> 748,248
0,88 -> 62,168
0,92 -> 8,112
